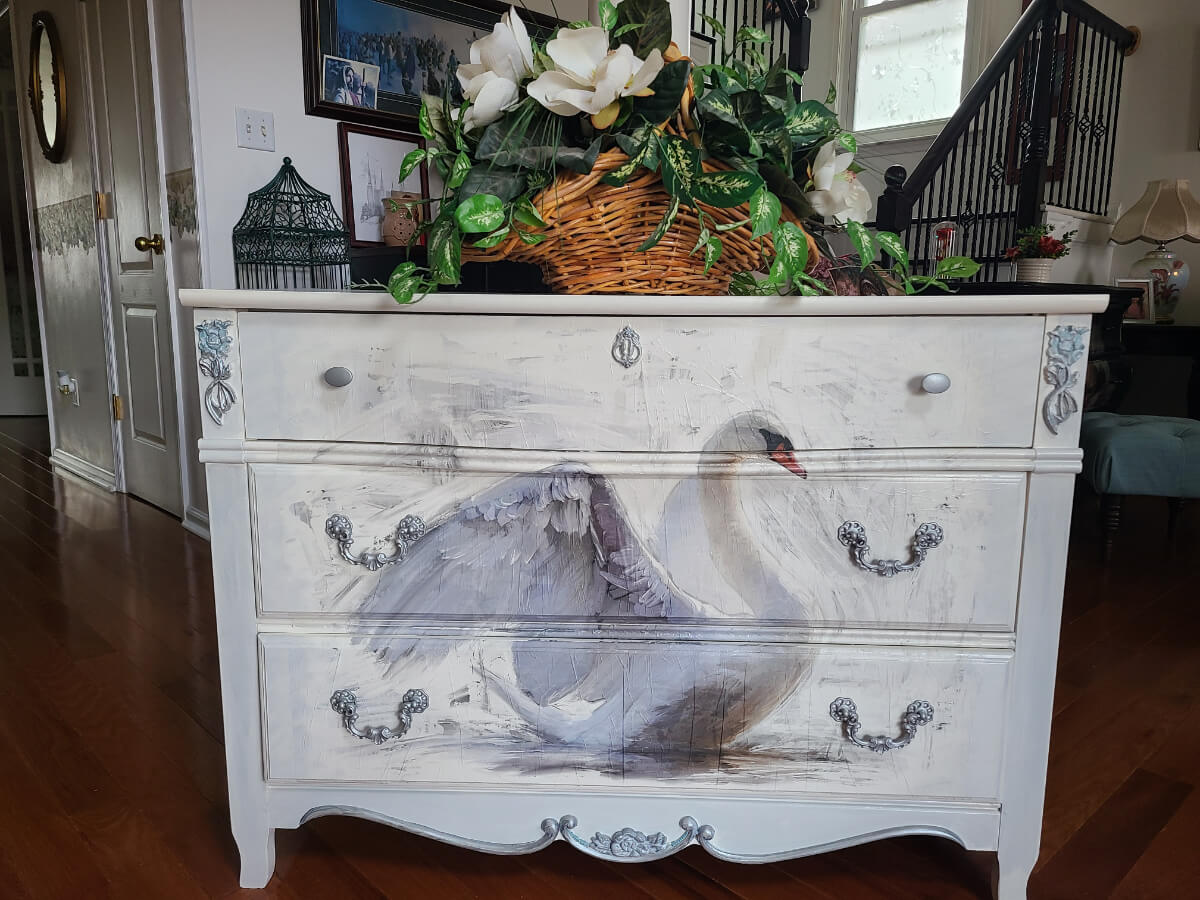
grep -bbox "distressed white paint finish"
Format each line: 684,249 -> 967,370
250,462 -> 1027,630
180,288 -> 1109,318
194,293 -> 1088,896
237,313 -> 1045,451
272,784 -> 1002,855
260,633 -> 1010,800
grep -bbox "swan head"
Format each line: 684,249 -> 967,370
702,412 -> 807,478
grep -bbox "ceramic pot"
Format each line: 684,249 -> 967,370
1015,258 -> 1055,283
381,192 -> 421,247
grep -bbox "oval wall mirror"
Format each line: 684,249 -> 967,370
28,11 -> 66,163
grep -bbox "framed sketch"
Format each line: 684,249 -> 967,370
338,122 -> 429,246
302,0 -> 561,128
1116,277 -> 1156,324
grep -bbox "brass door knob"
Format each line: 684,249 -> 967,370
134,233 -> 165,255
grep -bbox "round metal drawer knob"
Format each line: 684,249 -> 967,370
921,373 -> 951,394
323,366 -> 354,388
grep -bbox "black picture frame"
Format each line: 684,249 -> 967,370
302,0 -> 561,129
337,121 -> 429,247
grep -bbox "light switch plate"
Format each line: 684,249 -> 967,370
235,108 -> 275,152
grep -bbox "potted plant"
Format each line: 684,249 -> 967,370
384,2 -> 978,302
1005,224 -> 1076,283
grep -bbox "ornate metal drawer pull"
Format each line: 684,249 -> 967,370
560,815 -> 702,861
837,521 -> 944,577
829,697 -> 934,753
324,513 -> 426,571
330,688 -> 428,744
611,325 -> 641,368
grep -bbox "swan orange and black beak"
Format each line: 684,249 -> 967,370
759,429 -> 807,478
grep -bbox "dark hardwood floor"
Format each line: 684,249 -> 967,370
0,416 -> 1196,899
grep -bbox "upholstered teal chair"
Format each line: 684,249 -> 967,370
1079,412 -> 1200,559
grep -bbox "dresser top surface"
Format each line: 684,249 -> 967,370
181,289 -> 1108,317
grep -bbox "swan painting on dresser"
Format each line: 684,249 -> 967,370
329,414 -> 821,776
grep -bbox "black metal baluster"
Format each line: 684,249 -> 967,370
1088,38 -> 1114,215
1068,23 -> 1097,213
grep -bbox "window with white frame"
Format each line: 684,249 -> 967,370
842,0 -> 971,136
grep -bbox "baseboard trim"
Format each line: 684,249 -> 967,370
183,505 -> 210,541
51,449 -> 117,492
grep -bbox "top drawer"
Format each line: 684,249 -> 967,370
237,313 -> 1043,451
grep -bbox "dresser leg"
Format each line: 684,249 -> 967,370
236,826 -> 277,889
991,851 -> 1032,900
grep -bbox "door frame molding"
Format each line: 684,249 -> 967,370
5,0 -> 58,438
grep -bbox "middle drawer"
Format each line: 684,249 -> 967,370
250,459 -> 1026,631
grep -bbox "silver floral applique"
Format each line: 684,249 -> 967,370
196,319 -> 237,426
1042,324 -> 1089,435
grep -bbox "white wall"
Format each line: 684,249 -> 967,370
185,0 -> 585,290
1091,0 -> 1200,324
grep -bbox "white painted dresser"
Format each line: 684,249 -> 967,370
183,289 -> 1103,899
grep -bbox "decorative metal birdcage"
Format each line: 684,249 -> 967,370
232,156 -> 350,290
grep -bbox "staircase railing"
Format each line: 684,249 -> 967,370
691,0 -> 811,76
874,0 -> 1138,280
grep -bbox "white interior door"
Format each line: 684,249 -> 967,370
90,0 -> 181,515
0,6 -> 46,416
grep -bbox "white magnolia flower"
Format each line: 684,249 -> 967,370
455,7 -> 533,130
458,70 -> 520,132
527,29 -> 664,119
805,142 -> 873,223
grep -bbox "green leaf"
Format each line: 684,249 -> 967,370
458,165 -> 527,204
448,151 -> 471,189
387,275 -> 419,304
700,14 -> 726,39
703,234 -> 722,273
637,194 -> 680,251
874,231 -> 910,271
420,94 -> 455,149
472,226 -> 511,249
773,221 -> 810,279
512,196 -> 548,229
428,215 -> 461,285
907,275 -> 954,294
599,0 -> 618,31
630,60 -> 691,126
398,148 -> 428,182
693,169 -> 765,208
453,193 -> 506,234
749,187 -> 781,240
786,100 -> 838,146
837,131 -> 858,154
697,88 -> 738,125
612,0 -> 672,56
389,262 -> 416,281
825,82 -> 837,105
613,22 -> 642,37
936,256 -> 982,280
734,26 -> 771,44
603,140 -> 655,187
657,135 -> 701,203
730,271 -> 775,295
418,102 -> 434,141
714,217 -> 750,232
845,221 -> 876,268
517,230 -> 547,245
760,162 -> 816,219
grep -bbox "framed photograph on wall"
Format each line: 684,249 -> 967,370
302,0 -> 561,128
1116,277 -> 1156,324
338,122 -> 429,246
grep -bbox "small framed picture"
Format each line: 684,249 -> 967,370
1116,277 -> 1156,324
337,122 -> 429,246
323,54 -> 381,109
690,31 -> 717,67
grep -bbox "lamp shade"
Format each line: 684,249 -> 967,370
1110,179 -> 1200,245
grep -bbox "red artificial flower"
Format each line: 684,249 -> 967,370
1005,246 -> 1020,260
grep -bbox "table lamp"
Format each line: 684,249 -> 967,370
1110,179 -> 1200,322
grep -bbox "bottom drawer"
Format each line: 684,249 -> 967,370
261,634 -> 1010,800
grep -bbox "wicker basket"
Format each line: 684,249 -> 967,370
463,149 -> 820,295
